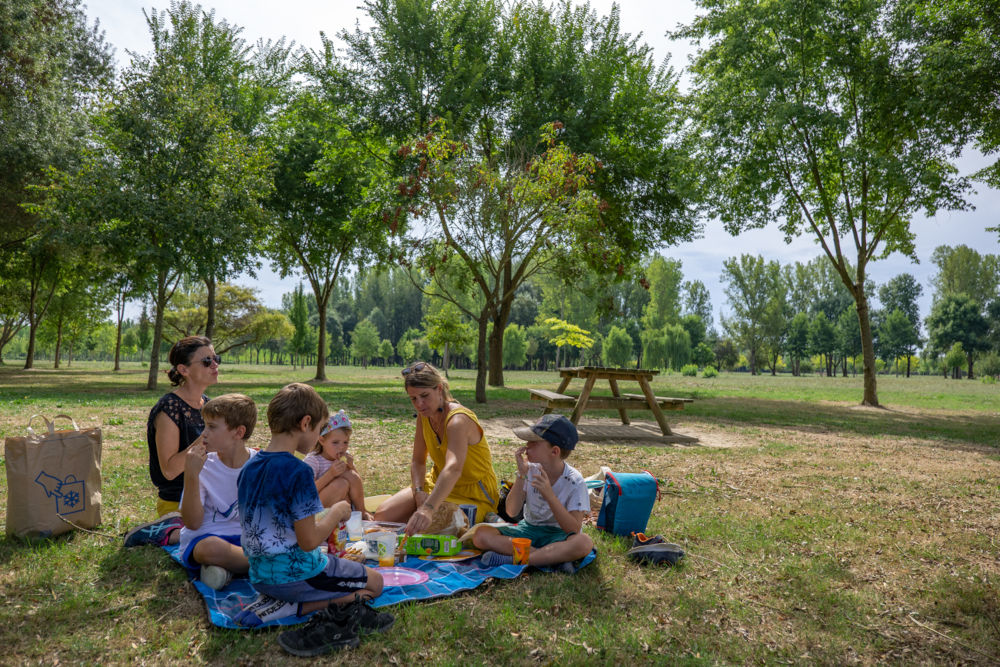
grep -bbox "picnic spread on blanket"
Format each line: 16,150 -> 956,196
529,366 -> 694,439
165,519 -> 597,630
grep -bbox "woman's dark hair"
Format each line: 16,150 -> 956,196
167,336 -> 213,386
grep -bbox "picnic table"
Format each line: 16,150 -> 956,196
528,366 -> 693,437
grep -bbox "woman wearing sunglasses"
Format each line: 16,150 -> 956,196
125,336 -> 221,547
374,361 -> 499,536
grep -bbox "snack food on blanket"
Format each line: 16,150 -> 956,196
342,545 -> 367,562
425,501 -> 469,536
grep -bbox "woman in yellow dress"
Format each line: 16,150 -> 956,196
374,362 -> 499,536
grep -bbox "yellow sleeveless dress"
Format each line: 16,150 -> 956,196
421,406 -> 499,521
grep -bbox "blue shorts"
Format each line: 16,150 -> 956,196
498,521 -> 571,548
180,534 -> 241,569
254,553 -> 368,603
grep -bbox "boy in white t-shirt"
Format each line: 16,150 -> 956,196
473,414 -> 593,569
178,393 -> 258,590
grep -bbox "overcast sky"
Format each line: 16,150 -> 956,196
85,0 -> 999,325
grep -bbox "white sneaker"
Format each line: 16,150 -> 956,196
199,564 -> 232,590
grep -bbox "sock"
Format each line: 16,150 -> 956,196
234,594 -> 299,628
481,551 -> 514,567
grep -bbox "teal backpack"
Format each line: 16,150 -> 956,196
596,471 -> 658,537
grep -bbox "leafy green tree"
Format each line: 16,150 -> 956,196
641,256 -> 684,331
929,245 -> 1000,305
713,338 -> 739,371
350,319 -> 380,369
248,310 -> 294,365
926,293 -> 989,378
836,305 -> 863,376
663,323 -> 692,372
398,122 -> 604,399
423,303 -> 476,374
288,284 -> 313,369
140,2 -> 290,338
377,339 -> 395,366
682,280 -> 714,331
785,312 -> 811,376
680,0 -> 979,405
0,0 -> 112,267
641,329 -> 668,370
266,72 -> 391,382
720,254 -> 783,375
355,267 -> 424,345
163,282 -> 267,355
136,306 -> 152,363
878,274 -> 924,333
543,317 -> 595,369
692,342 -> 715,369
396,338 -> 416,364
502,324 -> 528,370
944,342 -> 967,379
602,325 -> 633,368
878,308 -> 920,376
809,314 -> 837,377
349,0 -> 696,400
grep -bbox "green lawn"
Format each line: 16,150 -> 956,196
1,363 -> 998,664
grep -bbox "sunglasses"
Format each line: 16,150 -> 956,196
401,362 -> 427,376
197,354 -> 222,367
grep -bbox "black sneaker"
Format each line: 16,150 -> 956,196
627,542 -> 685,566
277,605 -> 360,657
630,532 -> 666,549
351,598 -> 395,635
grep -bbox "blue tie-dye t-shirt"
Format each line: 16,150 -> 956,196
238,450 -> 326,585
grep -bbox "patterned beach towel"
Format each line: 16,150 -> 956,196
163,544 -> 596,629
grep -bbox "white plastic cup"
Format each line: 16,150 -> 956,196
346,510 -> 363,541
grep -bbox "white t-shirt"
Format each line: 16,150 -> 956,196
523,461 -> 589,527
178,449 -> 258,552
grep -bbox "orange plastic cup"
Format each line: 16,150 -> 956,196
511,538 -> 531,565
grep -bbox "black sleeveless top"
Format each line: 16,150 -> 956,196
146,392 -> 208,502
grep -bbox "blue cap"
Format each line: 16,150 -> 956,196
513,414 -> 579,450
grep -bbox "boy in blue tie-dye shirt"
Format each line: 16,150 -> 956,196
235,383 -> 391,653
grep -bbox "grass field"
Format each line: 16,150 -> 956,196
1,363 -> 998,664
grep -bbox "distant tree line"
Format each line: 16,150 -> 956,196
2,0 -> 997,406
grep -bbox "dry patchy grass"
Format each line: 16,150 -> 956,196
1,364 -> 999,664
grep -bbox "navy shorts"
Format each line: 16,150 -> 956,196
254,553 -> 368,603
180,534 -> 241,569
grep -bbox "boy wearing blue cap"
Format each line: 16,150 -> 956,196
473,414 -> 593,569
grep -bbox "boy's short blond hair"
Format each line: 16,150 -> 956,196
201,393 -> 257,440
267,382 -> 329,435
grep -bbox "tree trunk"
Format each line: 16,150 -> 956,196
313,293 -> 329,382
113,289 -> 125,371
966,355 -> 975,380
906,354 -> 911,378
54,318 -> 63,368
854,290 -> 880,406
443,341 -> 450,376
474,313 -> 489,403
147,274 -> 169,391
204,275 -> 216,340
487,297 -> 512,388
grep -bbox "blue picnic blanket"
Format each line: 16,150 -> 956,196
163,544 -> 596,629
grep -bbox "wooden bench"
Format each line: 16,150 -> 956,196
620,393 -> 694,411
530,389 -> 687,411
527,388 -> 577,408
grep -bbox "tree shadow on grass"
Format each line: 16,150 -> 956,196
684,397 -> 1000,451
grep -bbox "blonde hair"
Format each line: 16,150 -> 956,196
401,361 -> 453,401
267,383 -> 329,435
202,393 -> 257,440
